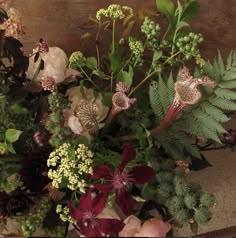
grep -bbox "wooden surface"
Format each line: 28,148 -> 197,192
11,0 -> 236,60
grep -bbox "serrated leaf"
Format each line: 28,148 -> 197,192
223,70 -> 236,80
214,88 -> 236,100
226,50 -> 233,70
209,96 -> 236,111
86,57 -> 97,70
219,80 -> 236,89
5,129 -> 22,143
217,50 -> 225,73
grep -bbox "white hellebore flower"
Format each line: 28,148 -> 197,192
26,46 -> 79,85
66,86 -> 109,138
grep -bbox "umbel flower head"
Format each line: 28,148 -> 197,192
68,188 -> 124,237
96,4 -> 133,21
90,144 -> 156,215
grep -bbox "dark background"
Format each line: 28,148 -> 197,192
12,0 -> 236,60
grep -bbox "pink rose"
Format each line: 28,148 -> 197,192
119,216 -> 171,237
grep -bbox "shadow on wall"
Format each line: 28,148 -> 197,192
12,0 -> 236,59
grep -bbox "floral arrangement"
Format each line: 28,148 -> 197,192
0,0 -> 236,237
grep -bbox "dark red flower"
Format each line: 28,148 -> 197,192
68,189 -> 124,237
90,144 -> 156,215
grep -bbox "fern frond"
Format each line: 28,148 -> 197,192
149,81 -> 164,122
200,102 -> 230,123
208,96 -> 236,111
214,88 -> 236,100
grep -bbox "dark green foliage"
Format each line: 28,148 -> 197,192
200,192 -> 215,207
142,158 -> 214,226
184,193 -> 198,209
194,207 -> 212,224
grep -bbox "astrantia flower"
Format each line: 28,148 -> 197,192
68,189 -> 124,237
0,8 -> 25,39
66,86 -> 109,138
26,46 -> 79,84
90,144 -> 156,215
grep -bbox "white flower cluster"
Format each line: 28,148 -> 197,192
56,204 -> 75,223
47,143 -> 94,193
96,4 -> 133,21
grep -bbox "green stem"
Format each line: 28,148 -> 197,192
112,19 -> 116,54
79,66 -> 100,91
128,70 -> 157,96
163,51 -> 181,65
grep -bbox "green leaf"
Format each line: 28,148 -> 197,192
86,57 -> 98,70
153,50 -> 163,62
223,70 -> 236,80
102,92 -> 113,107
217,50 -> 225,73
7,142 -> 16,154
5,129 -> 22,143
10,104 -> 29,114
181,0 -> 198,21
156,0 -> 176,31
92,70 -> 106,79
219,80 -> 236,89
156,0 -> 175,17
214,88 -> 236,100
117,67 -> 133,86
176,21 -> 190,31
109,44 -> 122,73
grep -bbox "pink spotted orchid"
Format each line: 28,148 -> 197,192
68,189 -> 124,237
90,144 -> 156,215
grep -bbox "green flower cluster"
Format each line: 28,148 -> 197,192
56,204 -> 75,223
46,92 -> 75,147
69,51 -> 86,69
96,4 -> 133,21
176,32 -> 204,60
21,197 -> 51,237
47,143 -> 93,192
143,159 -> 215,225
141,17 -> 161,49
128,37 -> 144,66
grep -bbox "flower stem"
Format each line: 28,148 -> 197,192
112,19 -> 116,54
128,70 -> 157,96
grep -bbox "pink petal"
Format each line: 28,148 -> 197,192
91,191 -> 107,216
68,203 -> 83,220
119,215 -> 142,237
90,165 -> 113,179
136,218 -> 172,237
116,190 -> 134,216
94,182 -> 113,193
129,165 -> 156,184
119,144 -> 136,171
98,218 -> 125,235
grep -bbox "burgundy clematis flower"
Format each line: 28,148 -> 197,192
68,189 -> 124,237
90,144 -> 156,215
